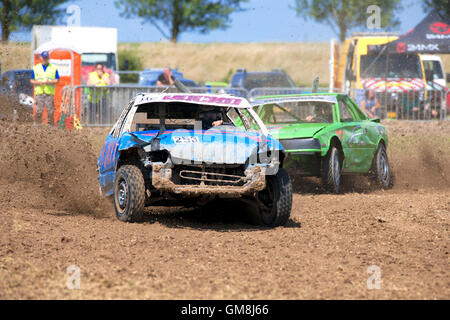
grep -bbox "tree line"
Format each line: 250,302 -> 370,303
0,0 -> 448,43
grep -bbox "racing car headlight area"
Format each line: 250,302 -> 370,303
279,138 -> 321,151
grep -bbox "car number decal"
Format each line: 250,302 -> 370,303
173,136 -> 199,144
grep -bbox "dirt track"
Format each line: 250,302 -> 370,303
0,109 -> 449,299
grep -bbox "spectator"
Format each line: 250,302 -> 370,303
400,90 -> 420,119
157,68 -> 175,86
361,90 -> 382,118
424,101 -> 439,119
30,51 -> 60,126
87,63 -> 110,124
88,63 -> 111,86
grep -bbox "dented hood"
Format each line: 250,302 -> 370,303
265,123 -> 327,140
119,127 -> 281,164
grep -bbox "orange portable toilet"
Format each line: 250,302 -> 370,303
33,43 -> 81,126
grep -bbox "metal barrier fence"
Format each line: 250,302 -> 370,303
248,87 -> 302,100
60,84 -> 448,127
348,88 -> 448,121
60,85 -> 248,126
247,87 -> 340,100
248,86 -> 449,121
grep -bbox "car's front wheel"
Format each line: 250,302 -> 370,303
322,146 -> 342,193
370,144 -> 393,189
256,168 -> 292,227
113,165 -> 146,222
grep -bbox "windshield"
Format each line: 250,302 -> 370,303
130,102 -> 258,132
82,53 -> 116,70
258,101 -> 334,124
244,73 -> 293,91
360,54 -> 422,78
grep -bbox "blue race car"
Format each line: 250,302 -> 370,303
98,92 -> 292,227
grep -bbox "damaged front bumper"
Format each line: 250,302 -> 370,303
151,163 -> 267,196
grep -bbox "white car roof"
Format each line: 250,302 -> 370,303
251,95 -> 337,106
134,92 -> 252,109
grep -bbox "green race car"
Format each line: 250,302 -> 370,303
251,93 -> 393,192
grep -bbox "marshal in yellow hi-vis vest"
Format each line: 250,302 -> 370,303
88,71 -> 110,103
88,71 -> 110,86
33,63 -> 58,95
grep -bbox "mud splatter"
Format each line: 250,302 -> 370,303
0,95 -> 33,123
0,120 -> 110,215
387,120 -> 450,190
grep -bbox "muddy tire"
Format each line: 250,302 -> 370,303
113,165 -> 146,222
256,168 -> 292,227
370,144 -> 393,189
322,146 -> 342,193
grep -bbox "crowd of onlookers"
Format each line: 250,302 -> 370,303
359,88 -> 442,120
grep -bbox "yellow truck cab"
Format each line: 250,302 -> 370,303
332,33 -> 429,118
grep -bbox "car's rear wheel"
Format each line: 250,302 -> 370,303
113,165 -> 146,222
322,146 -> 342,193
256,168 -> 292,227
370,144 -> 393,189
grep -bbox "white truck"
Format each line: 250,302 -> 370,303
31,25 -> 119,83
421,54 -> 447,88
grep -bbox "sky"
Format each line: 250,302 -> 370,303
9,0 -> 426,43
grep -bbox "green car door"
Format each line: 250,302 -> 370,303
337,96 -> 377,173
345,95 -> 381,152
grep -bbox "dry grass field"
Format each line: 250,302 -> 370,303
0,42 -> 31,71
119,42 -> 331,85
2,41 -> 449,86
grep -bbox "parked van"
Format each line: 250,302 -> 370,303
32,25 -> 119,84
332,33 -> 428,93
330,33 -> 444,118
421,54 -> 446,88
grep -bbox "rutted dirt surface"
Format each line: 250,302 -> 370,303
0,111 -> 449,299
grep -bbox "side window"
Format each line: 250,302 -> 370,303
338,99 -> 355,122
423,61 -> 443,79
261,105 -> 275,123
227,107 -> 240,123
346,97 -> 367,120
432,61 -> 444,79
110,119 -> 120,138
118,107 -> 135,136
232,108 -> 256,130
113,102 -> 133,138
